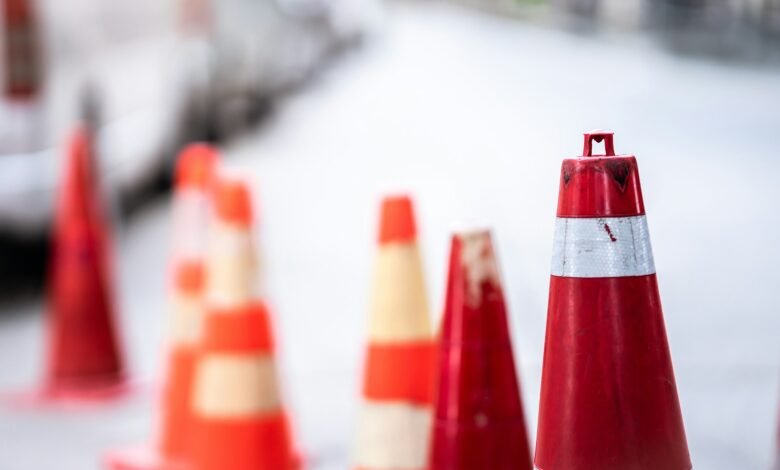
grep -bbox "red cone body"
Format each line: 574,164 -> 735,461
430,231 -> 532,470
535,132 -> 690,470
46,128 -> 124,390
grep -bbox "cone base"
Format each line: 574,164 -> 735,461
2,378 -> 136,409
104,446 -> 190,470
190,411 -> 304,470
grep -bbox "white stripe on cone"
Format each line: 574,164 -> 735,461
171,190 -> 210,262
193,354 -> 280,417
169,291 -> 204,345
369,244 -> 431,343
206,222 -> 257,307
551,216 -> 655,278
355,401 -> 432,469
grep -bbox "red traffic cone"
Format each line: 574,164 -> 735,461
40,127 -> 127,403
104,144 -> 218,470
430,230 -> 532,470
534,131 -> 690,470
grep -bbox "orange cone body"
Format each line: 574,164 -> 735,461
105,144 -> 217,469
354,195 -> 436,470
535,132 -> 690,470
158,145 -> 217,459
46,127 -> 125,395
189,178 -> 297,470
430,231 -> 532,470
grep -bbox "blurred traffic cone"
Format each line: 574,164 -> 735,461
429,231 -> 532,470
534,131 -> 691,470
36,127 -> 126,403
354,195 -> 436,470
105,144 -> 218,469
189,178 -> 298,470
205,177 -> 257,307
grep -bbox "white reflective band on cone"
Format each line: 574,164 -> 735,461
369,244 -> 431,343
171,190 -> 210,260
193,354 -> 280,417
355,401 -> 432,469
169,292 -> 204,345
551,216 -> 655,278
206,223 -> 257,307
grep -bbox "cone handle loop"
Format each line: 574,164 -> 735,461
583,131 -> 615,157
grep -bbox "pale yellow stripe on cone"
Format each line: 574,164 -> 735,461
354,400 -> 432,469
193,354 -> 280,417
169,291 -> 204,345
369,244 -> 431,342
206,222 -> 257,307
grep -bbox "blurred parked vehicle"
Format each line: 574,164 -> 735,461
0,0 -> 370,236
0,0 -> 182,234
175,0 -> 370,142
444,0 -> 780,57
0,0 -> 371,299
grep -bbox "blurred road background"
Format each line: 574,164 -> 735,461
0,0 -> 779,468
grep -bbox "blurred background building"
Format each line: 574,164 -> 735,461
0,0 -> 778,468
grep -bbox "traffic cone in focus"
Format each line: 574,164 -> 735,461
534,132 -> 691,470
39,127 -> 126,402
354,195 -> 436,470
105,144 -> 218,469
430,231 -> 532,470
189,178 -> 298,470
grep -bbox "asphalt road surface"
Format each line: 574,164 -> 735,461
1,3 -> 779,469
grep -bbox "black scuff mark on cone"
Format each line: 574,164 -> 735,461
605,160 -> 632,192
604,223 -> 617,242
562,162 -> 573,186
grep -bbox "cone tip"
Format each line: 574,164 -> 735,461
66,125 -> 91,161
214,177 -> 253,226
378,194 -> 416,245
175,143 -> 218,190
452,229 -> 501,306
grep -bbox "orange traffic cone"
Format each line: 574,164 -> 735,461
104,144 -> 218,469
429,231 -> 532,470
354,195 -> 436,470
20,126 -> 128,405
189,177 -> 298,470
535,131 -> 690,469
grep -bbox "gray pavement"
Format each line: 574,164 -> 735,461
2,2 -> 780,469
